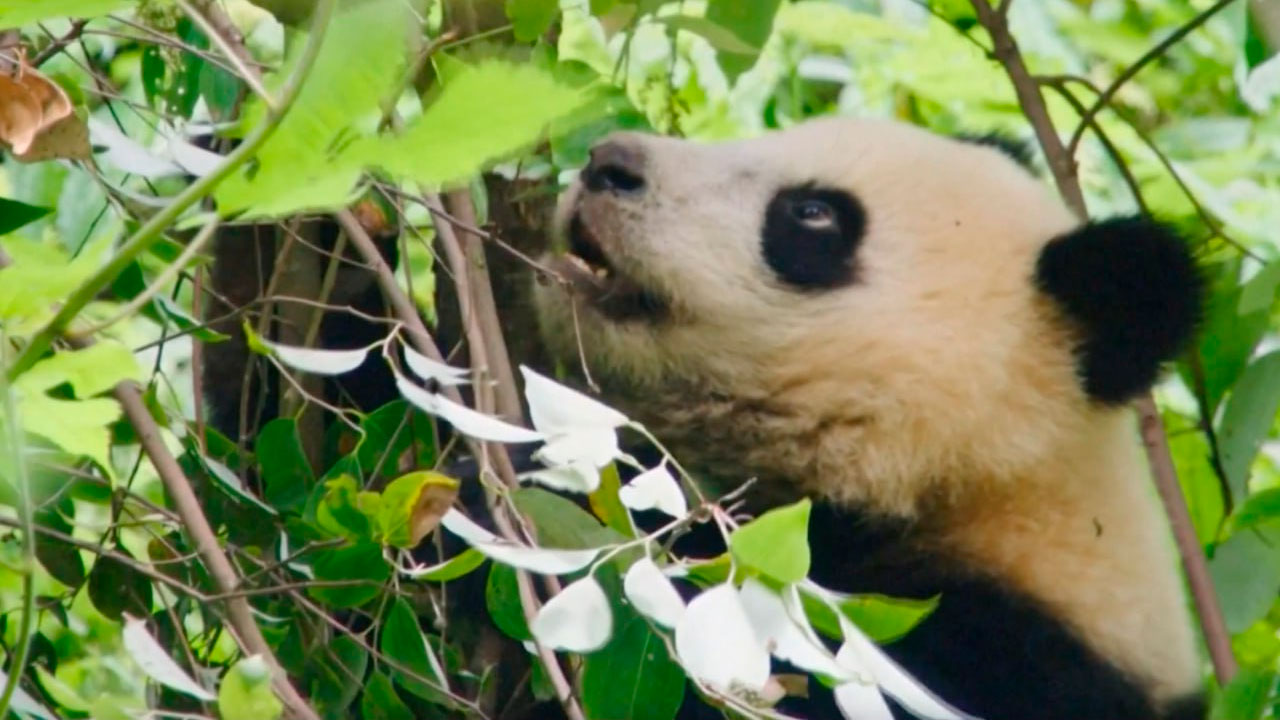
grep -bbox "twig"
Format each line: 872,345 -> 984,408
175,0 -> 273,107
6,0 -> 338,382
1065,0 -> 1242,156
969,0 -> 1238,684
32,18 -> 89,66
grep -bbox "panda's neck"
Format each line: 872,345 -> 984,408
933,411 -> 1200,703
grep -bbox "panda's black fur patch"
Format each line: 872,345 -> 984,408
1036,216 -> 1203,404
956,132 -> 1037,170
762,185 -> 866,289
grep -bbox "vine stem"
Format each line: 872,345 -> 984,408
5,0 -> 338,382
969,0 -> 1237,683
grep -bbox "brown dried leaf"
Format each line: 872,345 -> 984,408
0,53 -> 88,162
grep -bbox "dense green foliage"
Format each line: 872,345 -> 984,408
1,0 -> 1279,718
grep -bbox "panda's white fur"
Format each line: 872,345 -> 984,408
532,117 -> 1202,717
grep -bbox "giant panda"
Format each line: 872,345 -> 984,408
529,117 -> 1207,720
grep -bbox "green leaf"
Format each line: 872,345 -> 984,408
16,341 -> 141,397
486,562 -> 532,641
581,612 -> 685,720
309,541 -> 389,607
215,0 -> 414,216
802,591 -> 938,644
87,547 -> 153,620
1231,487 -> 1280,533
368,60 -> 593,187
411,548 -> 486,581
1210,528 -> 1280,633
0,0 -> 130,26
376,471 -> 458,548
506,0 -> 559,42
360,671 -> 414,720
1195,267 -> 1270,413
219,656 -> 283,720
655,15 -> 762,55
20,396 -> 121,474
308,635 -> 368,715
0,197 -> 51,235
730,498 -> 811,584
315,475 -> 374,540
257,418 -> 316,510
1211,667 -> 1276,720
588,463 -> 635,538
380,598 -> 447,703
355,400 -> 428,476
514,486 -> 628,552
1238,261 -> 1280,315
705,0 -> 781,80
1217,351 -> 1280,503
34,496 -> 85,588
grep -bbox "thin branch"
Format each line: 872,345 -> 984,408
32,18 -> 89,66
968,0 -> 1238,685
175,0 -> 273,107
1066,0 -> 1242,156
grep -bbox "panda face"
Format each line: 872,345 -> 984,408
532,117 -> 1161,511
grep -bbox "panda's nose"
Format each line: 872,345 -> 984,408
583,138 -> 646,195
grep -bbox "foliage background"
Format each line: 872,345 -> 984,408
1,0 -> 1279,718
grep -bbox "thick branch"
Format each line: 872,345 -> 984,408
969,0 -> 1238,684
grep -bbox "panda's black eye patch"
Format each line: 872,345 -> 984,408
762,186 -> 866,289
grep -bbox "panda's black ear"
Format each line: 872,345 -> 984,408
1036,216 -> 1204,405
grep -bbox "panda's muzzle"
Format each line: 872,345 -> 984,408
552,212 -> 667,322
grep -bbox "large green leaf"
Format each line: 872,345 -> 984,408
730,499 -> 811,584
0,0 -> 132,27
380,598 -> 449,703
486,562 -> 532,641
307,634 -> 368,715
368,60 -> 593,187
218,657 -> 283,720
309,541 -> 389,607
257,418 -> 315,510
705,0 -> 781,80
1217,351 -> 1280,503
360,671 -> 414,720
215,0 -> 414,216
15,341 -> 141,397
0,197 -> 51,235
506,0 -> 559,42
1210,528 -> 1280,633
581,611 -> 684,720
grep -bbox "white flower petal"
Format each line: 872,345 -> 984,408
396,374 -> 544,443
837,615 -> 971,720
535,429 -> 620,469
0,669 -> 56,719
522,463 -> 601,493
675,584 -> 771,695
618,464 -> 688,519
834,678 -> 896,720
122,615 -> 216,701
531,576 -> 613,652
440,510 -> 599,574
520,366 -> 628,433
403,346 -> 471,386
623,557 -> 686,628
266,341 -> 368,375
739,579 -> 849,680
441,508 -> 500,545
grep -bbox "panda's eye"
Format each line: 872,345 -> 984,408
762,186 -> 866,290
790,199 -> 837,230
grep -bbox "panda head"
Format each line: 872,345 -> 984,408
533,117 -> 1202,512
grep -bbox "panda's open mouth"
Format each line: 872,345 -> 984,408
553,213 -> 667,322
